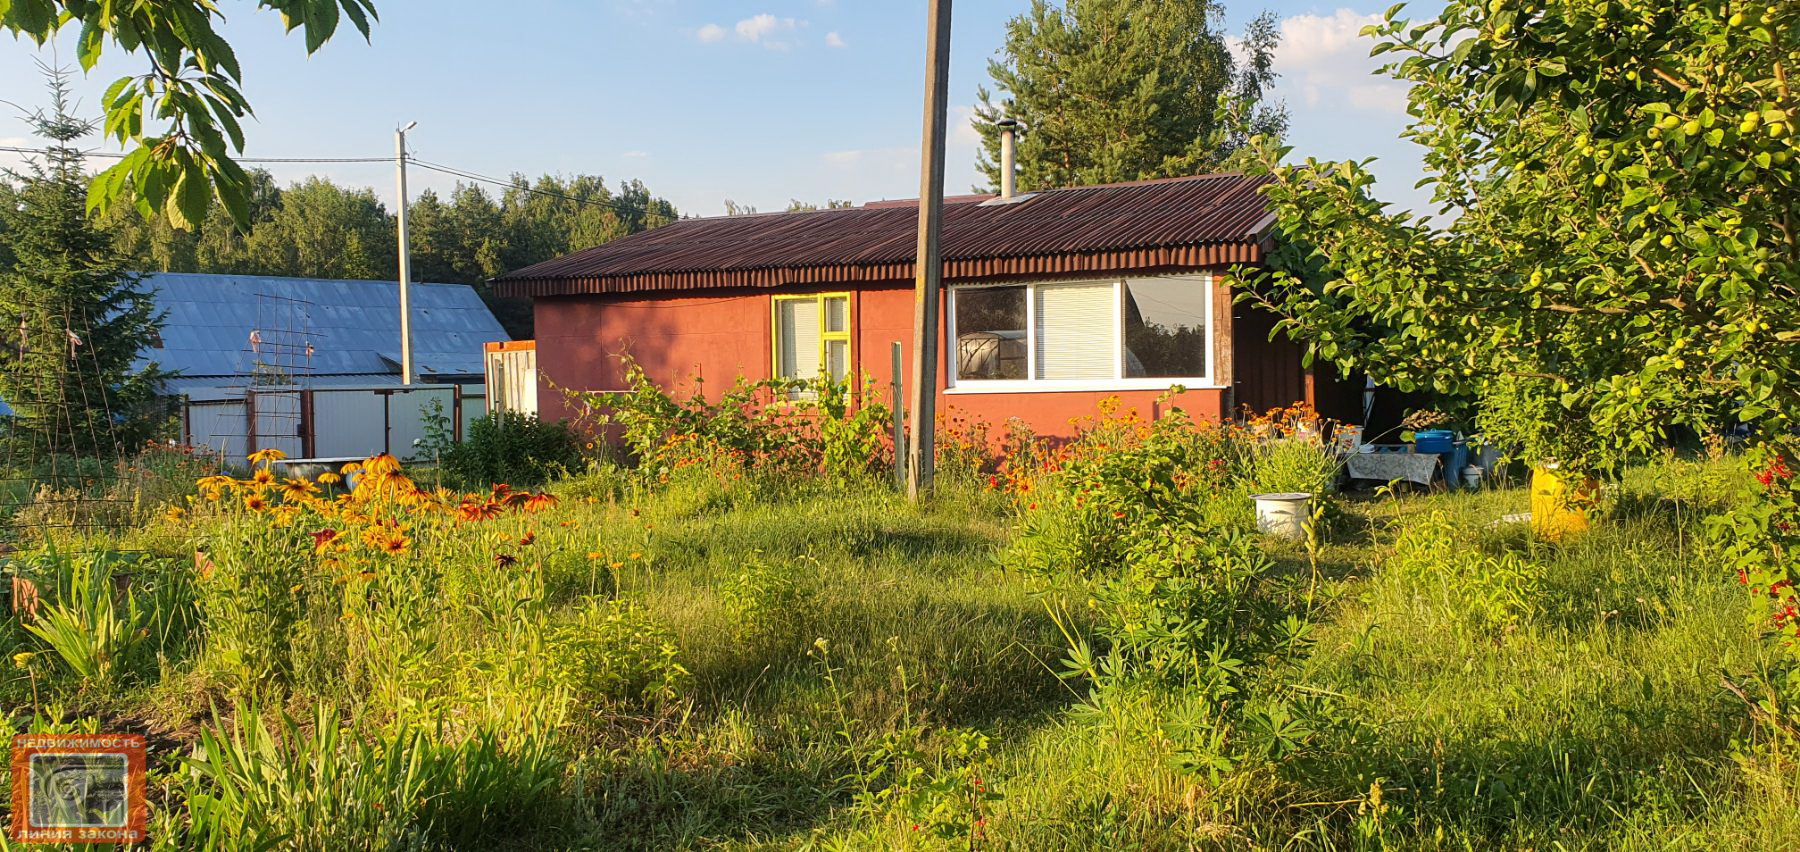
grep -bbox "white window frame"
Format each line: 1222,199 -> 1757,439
945,274 -> 1220,394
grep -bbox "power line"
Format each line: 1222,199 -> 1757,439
0,145 -> 390,163
409,158 -> 669,217
0,144 -> 673,217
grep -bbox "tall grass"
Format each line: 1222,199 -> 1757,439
179,704 -> 567,851
3,421 -> 1789,849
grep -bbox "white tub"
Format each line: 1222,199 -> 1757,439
1251,492 -> 1313,539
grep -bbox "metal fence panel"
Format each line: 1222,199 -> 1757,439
385,387 -> 454,460
249,390 -> 305,459
183,400 -> 248,462
310,389 -> 388,459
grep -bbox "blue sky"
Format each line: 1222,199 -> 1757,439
0,1 -> 1428,218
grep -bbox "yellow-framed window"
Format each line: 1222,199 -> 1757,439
772,293 -> 852,384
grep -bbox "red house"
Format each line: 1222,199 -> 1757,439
492,173 -> 1350,440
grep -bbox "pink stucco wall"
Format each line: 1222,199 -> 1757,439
533,284 -> 1231,442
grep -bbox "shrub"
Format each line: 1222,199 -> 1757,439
193,515 -> 333,690
441,411 -> 584,488
1078,520 -> 1278,694
567,357 -> 894,485
1243,436 -> 1340,496
720,553 -> 811,646
1712,442 -> 1800,671
8,443 -> 214,541
12,549 -> 160,688
1384,510 -> 1546,635
1004,401 -> 1242,578
546,598 -> 688,713
180,704 -> 566,851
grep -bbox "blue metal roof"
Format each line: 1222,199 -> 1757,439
136,273 -> 508,380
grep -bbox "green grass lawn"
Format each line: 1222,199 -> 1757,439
3,452 -> 1795,850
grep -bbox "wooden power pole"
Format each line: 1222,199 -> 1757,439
907,0 -> 953,500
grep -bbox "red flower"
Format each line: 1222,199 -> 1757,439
1758,458 -> 1793,487
310,529 -> 339,551
494,553 -> 518,568
457,499 -> 502,522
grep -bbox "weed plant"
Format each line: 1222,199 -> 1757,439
1,395 -> 1791,849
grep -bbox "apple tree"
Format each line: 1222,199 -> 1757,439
1237,0 -> 1800,655
2,0 -> 377,229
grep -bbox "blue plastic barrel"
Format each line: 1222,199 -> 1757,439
1413,429 -> 1455,454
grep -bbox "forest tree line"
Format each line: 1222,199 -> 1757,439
101,169 -> 679,338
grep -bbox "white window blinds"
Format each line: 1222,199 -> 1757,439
1034,282 -> 1117,380
777,299 -> 821,380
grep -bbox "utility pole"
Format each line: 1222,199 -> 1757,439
395,121 -> 418,385
907,0 -> 952,500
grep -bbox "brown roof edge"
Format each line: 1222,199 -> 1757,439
492,171 -> 1275,297
495,241 -> 1262,299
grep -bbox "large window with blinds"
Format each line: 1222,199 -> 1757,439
948,275 -> 1212,390
773,293 -> 851,386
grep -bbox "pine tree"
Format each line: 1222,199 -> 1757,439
973,1 -> 1288,192
0,68 -> 168,463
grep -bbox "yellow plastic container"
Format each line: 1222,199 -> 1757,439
1530,465 -> 1599,542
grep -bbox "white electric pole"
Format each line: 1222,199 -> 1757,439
907,0 -> 953,500
395,121 -> 418,385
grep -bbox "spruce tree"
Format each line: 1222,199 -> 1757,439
0,68 -> 168,464
974,1 -> 1288,191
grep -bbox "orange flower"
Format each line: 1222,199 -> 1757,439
243,494 -> 269,512
380,534 -> 410,556
456,499 -> 502,522
247,448 -> 287,466
316,472 -> 342,486
519,531 -> 536,546
164,506 -> 187,522
363,454 -> 402,476
522,493 -> 558,512
340,461 -> 364,476
250,468 -> 276,486
280,477 -> 319,500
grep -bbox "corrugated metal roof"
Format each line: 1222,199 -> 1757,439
137,273 -> 508,380
493,173 -> 1273,297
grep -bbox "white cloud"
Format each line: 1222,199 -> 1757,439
950,105 -> 980,146
825,31 -> 847,49
622,150 -> 649,160
696,23 -> 726,43
735,14 -> 806,50
0,136 -> 33,175
1273,10 -> 1408,114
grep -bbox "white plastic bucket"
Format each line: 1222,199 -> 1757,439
1252,492 -> 1312,539
1462,465 -> 1484,489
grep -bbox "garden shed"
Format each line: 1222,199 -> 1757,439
494,174 -> 1358,438
137,272 -> 509,461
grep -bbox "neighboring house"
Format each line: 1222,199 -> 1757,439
492,174 -> 1358,440
138,273 -> 509,460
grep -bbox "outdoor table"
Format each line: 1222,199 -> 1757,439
1345,448 -> 1442,487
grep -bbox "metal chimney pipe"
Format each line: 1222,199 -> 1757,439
998,118 -> 1018,200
